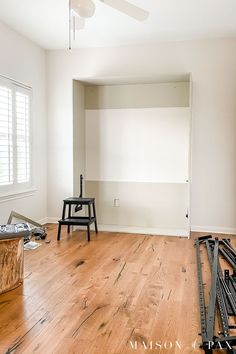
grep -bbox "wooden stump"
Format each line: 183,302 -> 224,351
0,237 -> 24,294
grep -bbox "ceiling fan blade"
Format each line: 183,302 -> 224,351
100,0 -> 149,21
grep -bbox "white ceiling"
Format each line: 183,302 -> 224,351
0,0 -> 236,50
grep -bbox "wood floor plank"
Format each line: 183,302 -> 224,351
0,225 -> 235,353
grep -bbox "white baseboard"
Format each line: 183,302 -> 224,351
38,217 -> 58,225
41,218 -> 189,237
191,225 -> 236,235
93,224 -> 189,237
38,219 -> 236,237
37,217 -> 50,225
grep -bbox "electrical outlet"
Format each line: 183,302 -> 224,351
113,198 -> 120,207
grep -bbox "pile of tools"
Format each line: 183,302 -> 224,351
195,235 -> 236,354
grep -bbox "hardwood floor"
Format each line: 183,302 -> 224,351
0,226 -> 235,354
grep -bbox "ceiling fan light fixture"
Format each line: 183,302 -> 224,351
68,0 -> 149,50
71,0 -> 96,18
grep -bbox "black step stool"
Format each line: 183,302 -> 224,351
57,197 -> 98,242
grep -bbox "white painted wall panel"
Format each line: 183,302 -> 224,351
86,181 -> 189,236
85,107 -> 190,183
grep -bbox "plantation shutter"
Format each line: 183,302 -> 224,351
0,85 -> 13,186
0,77 -> 32,194
15,90 -> 30,183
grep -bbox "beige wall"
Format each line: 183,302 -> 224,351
85,82 -> 189,109
85,107 -> 190,183
83,83 -> 191,235
73,80 -> 85,195
76,81 -> 191,235
47,38 -> 236,233
86,181 -> 189,236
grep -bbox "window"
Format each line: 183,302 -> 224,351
0,77 -> 32,196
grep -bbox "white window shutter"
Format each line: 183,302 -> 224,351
0,86 -> 13,186
0,77 -> 32,195
16,91 -> 30,183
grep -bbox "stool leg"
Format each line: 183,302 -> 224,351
62,202 -> 66,220
67,204 -> 71,233
88,204 -> 91,220
87,225 -> 90,242
92,202 -> 98,234
57,223 -> 61,241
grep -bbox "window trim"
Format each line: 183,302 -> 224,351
0,75 -> 34,197
0,188 -> 37,203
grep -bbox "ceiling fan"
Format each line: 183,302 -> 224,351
69,0 -> 149,48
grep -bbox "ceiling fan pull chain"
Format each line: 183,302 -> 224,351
73,16 -> 76,41
69,0 -> 72,50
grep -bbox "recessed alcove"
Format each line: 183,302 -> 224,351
73,74 -> 192,237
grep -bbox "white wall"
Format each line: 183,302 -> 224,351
0,21 -> 47,223
46,39 -> 236,233
85,108 -> 190,183
86,181 -> 189,236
